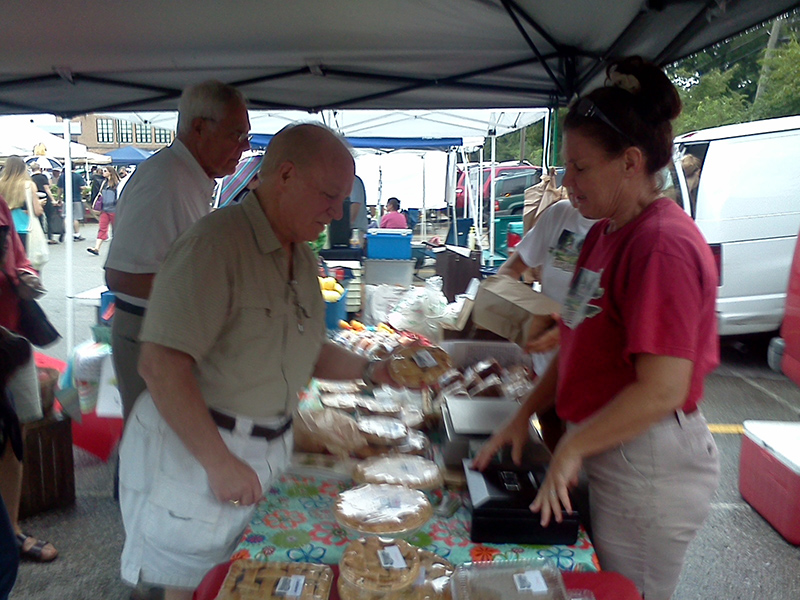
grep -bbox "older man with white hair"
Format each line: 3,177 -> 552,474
105,79 -> 251,421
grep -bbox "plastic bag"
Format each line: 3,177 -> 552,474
293,408 -> 369,458
387,276 -> 448,341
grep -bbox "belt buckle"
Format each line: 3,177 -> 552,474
234,416 -> 254,437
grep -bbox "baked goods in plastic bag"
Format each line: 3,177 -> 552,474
319,393 -> 364,412
334,483 -> 433,537
389,346 -> 453,388
357,416 -> 408,446
293,408 -> 368,457
354,455 -> 442,491
214,559 -> 333,600
339,537 -> 421,593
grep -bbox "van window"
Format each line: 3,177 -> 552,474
678,143 -> 709,218
500,176 -> 530,196
659,161 -> 685,210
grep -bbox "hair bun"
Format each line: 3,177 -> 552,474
606,56 -> 681,124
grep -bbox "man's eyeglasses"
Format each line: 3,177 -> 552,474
200,116 -> 252,144
574,98 -> 633,144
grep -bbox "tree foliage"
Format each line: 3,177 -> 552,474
751,35 -> 800,119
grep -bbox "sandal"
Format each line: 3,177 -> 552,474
16,532 -> 59,562
87,247 -> 99,255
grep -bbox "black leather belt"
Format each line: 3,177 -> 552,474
209,408 -> 292,440
115,298 -> 146,317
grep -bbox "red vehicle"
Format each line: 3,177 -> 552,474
455,163 -> 537,210
771,228 -> 800,385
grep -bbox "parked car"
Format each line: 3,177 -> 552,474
673,116 -> 800,336
495,168 -> 566,216
455,162 -> 538,210
768,226 -> 800,384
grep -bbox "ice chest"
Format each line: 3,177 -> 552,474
365,228 -> 412,259
739,420 -> 800,544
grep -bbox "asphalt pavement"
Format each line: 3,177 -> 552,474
9,226 -> 800,599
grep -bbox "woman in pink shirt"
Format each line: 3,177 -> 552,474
379,197 -> 407,228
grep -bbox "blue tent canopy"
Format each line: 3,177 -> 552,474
105,146 -> 154,165
249,134 -> 462,152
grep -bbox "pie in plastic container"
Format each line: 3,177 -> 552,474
449,559 -> 568,600
334,483 -> 433,538
388,346 -> 454,388
339,536 -> 421,594
353,455 -> 443,491
213,559 -> 333,600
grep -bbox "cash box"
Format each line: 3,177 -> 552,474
739,420 -> 800,545
464,459 -> 580,546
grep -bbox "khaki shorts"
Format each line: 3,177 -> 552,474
119,394 -> 292,589
582,410 -> 719,600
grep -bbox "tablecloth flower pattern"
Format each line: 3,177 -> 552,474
234,473 -> 598,570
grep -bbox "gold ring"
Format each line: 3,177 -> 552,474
230,499 -> 240,506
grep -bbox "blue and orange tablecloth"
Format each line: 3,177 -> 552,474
231,471 -> 599,571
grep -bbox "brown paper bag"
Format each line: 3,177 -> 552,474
472,275 -> 561,348
523,167 -> 570,234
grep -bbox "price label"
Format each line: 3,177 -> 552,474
274,575 -> 305,597
378,545 -> 408,569
513,570 -> 548,593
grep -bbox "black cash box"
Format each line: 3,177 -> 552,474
464,458 -> 580,546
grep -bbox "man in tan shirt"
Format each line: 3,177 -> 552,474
118,124 -> 398,600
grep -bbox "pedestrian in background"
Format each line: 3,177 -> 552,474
87,167 -> 120,256
57,164 -> 87,241
0,157 -> 42,249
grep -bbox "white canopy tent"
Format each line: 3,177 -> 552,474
0,117 -> 110,163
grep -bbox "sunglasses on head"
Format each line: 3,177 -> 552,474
574,98 -> 634,143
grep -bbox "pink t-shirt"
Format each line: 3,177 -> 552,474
380,211 -> 407,229
557,198 -> 719,423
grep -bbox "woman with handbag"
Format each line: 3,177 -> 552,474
0,157 -> 44,251
87,166 -> 120,256
0,201 -> 59,563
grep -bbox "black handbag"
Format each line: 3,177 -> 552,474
17,297 -> 60,347
2,269 -> 60,348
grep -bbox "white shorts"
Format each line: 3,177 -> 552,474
119,394 -> 292,590
582,410 -> 719,600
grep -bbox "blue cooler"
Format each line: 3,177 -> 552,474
365,228 -> 412,259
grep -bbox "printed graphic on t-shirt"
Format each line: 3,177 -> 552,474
550,228 -> 584,271
562,267 -> 603,329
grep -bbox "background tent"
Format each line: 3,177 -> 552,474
104,146 -> 153,165
2,0 -> 796,116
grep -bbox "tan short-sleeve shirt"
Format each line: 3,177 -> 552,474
140,192 -> 326,419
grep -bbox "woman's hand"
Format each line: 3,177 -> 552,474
530,437 -> 581,526
472,412 -> 532,471
525,321 -> 560,353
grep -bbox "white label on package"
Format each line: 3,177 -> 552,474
378,545 -> 408,569
274,575 -> 305,597
513,570 -> 548,593
412,349 -> 437,368
414,566 -> 427,587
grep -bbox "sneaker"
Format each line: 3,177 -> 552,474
87,247 -> 99,256
73,235 -> 85,241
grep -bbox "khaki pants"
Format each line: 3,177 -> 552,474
111,308 -> 147,421
582,410 -> 719,600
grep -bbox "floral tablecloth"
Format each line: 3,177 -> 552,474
232,472 -> 599,571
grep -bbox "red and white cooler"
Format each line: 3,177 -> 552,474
739,420 -> 800,545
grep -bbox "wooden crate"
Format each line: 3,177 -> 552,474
19,414 -> 75,520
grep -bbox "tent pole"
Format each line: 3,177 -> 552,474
477,147 -> 484,242
542,110 -> 550,169
489,135 -> 496,266
63,119 -> 75,353
421,154 -> 427,239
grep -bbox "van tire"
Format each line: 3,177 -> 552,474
767,336 -> 785,373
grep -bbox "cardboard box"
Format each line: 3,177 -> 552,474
739,420 -> 800,544
472,275 -> 561,347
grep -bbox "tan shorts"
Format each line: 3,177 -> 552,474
119,394 -> 292,589
582,410 -> 719,600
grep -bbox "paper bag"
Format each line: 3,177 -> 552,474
472,275 -> 561,347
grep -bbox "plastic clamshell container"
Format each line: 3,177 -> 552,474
366,228 -> 413,259
450,559 -> 568,600
334,483 -> 433,539
739,420 -> 800,544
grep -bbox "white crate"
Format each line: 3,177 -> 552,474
363,259 -> 415,287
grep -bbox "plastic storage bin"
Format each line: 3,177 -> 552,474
363,259 -> 415,287
366,228 -> 413,259
324,289 -> 348,330
739,420 -> 800,544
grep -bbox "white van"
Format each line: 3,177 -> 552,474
673,116 -> 800,336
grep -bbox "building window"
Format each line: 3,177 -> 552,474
97,118 -> 114,143
136,125 -> 152,144
154,128 -> 172,144
117,121 -> 133,144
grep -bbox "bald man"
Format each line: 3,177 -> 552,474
118,124 -> 399,599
